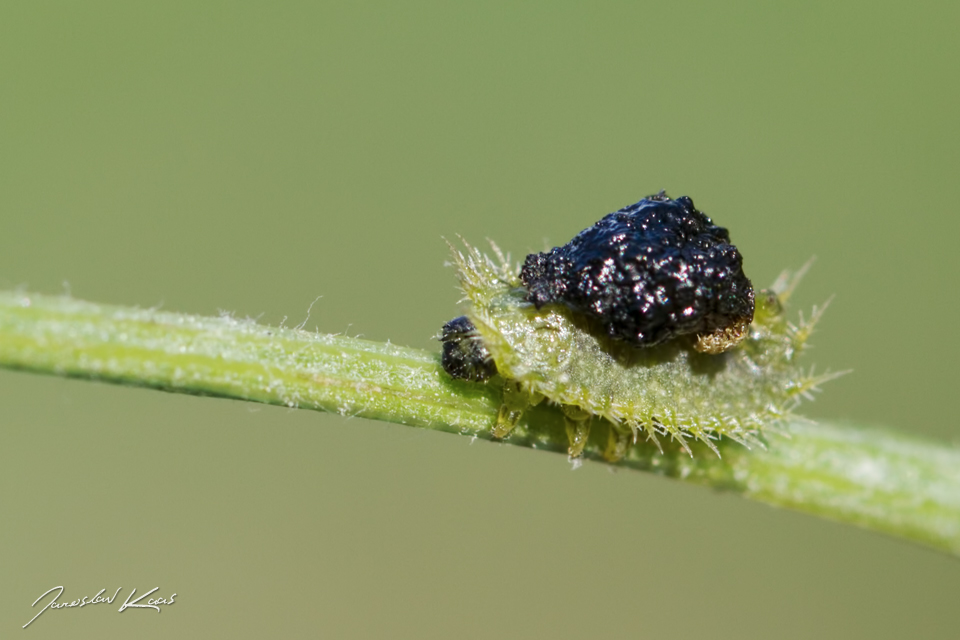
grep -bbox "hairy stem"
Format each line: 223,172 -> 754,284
1,291 -> 958,556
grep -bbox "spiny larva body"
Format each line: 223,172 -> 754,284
441,193 -> 838,460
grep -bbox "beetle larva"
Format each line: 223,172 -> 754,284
440,193 -> 838,461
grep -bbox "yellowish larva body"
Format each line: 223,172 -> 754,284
450,241 -> 836,459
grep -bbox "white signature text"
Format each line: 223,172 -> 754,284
24,586 -> 176,628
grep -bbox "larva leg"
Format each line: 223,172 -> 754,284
603,422 -> 634,463
562,405 -> 592,458
492,380 -> 541,439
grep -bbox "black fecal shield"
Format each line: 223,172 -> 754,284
519,194 -> 754,348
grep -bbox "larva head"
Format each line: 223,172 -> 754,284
439,315 -> 497,382
519,193 -> 754,352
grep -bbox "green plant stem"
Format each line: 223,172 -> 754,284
2,291 -> 958,556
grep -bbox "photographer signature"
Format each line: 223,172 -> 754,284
24,585 -> 176,628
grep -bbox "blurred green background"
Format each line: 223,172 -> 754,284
2,1 -> 958,638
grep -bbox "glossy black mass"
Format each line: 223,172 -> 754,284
519,193 -> 754,348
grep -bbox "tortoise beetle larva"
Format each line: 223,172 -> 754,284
440,193 -> 836,461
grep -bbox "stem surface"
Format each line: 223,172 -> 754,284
2,291 -> 958,556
